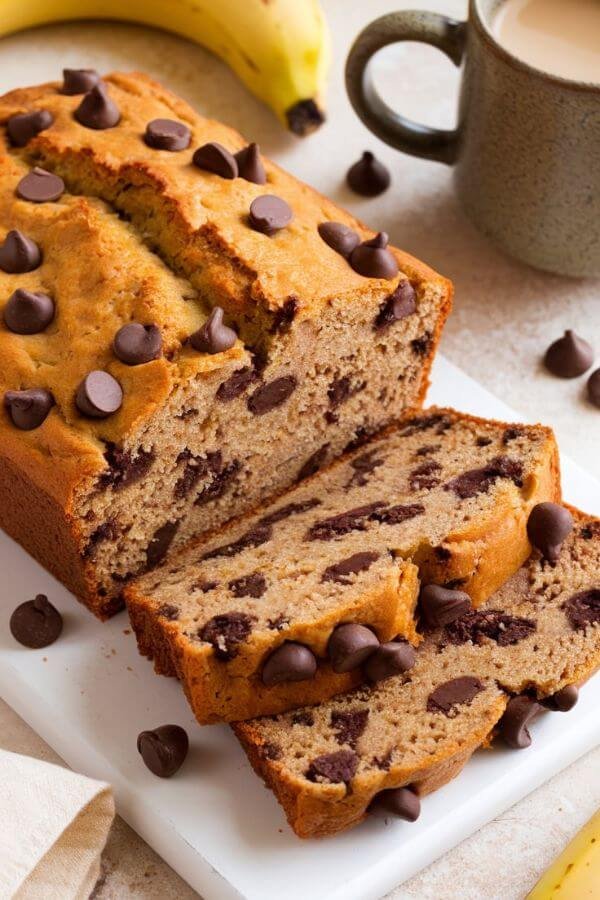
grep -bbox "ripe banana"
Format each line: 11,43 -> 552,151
527,809 -> 600,899
0,0 -> 330,134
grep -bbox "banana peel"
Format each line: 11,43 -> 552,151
527,809 -> 600,899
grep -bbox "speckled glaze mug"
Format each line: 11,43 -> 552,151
345,0 -> 600,277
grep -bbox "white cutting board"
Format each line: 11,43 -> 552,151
1,355 -> 599,900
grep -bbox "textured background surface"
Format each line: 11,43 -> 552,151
0,0 -> 598,897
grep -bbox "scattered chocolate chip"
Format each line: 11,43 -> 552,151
411,333 -> 432,355
409,460 -> 442,491
99,443 -> 155,490
192,456 -> 240,508
83,519 -> 119,558
306,502 -> 386,541
346,151 -> 390,197
137,725 -> 188,777
200,611 -> 254,659
262,642 -> 317,686
144,118 -> 191,151
371,749 -> 393,771
216,366 -> 257,402
306,749 -> 358,784
248,195 -> 293,235
298,444 -> 329,480
562,589 -> 600,631
527,502 -> 573,562
427,676 -> 483,716
445,456 -> 523,499
374,281 -> 416,330
331,709 -> 369,747
61,68 -> 101,94
543,684 -> 579,712
291,711 -> 314,726
286,99 -> 325,136
400,413 -> 451,437
322,551 -> 380,585
201,522 -> 272,561
193,142 -> 238,178
544,330 -> 594,378
260,498 -> 321,527
588,369 -> 600,408
74,83 -> 120,129
4,289 -> 54,334
260,742 -> 282,761
228,572 -> 267,598
419,584 -> 473,629
113,323 -> 162,365
328,376 -> 351,408
192,580 -> 218,594
327,623 -> 379,673
9,594 -> 62,648
4,388 -> 54,430
350,232 -> 398,280
499,695 -> 542,749
146,520 -> 179,568
476,436 -> 493,447
0,230 -> 41,274
502,427 -> 523,445
267,614 -> 289,631
234,142 -> 266,184
317,221 -> 360,258
7,109 -> 53,147
76,370 -> 123,418
365,640 -> 415,682
158,603 -> 179,620
16,167 -> 64,203
247,375 -> 297,414
370,786 -> 420,821
370,503 -> 424,526
346,450 -> 385,487
190,307 -> 237,354
271,297 -> 298,334
443,609 -> 536,646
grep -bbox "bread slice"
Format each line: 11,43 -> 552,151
126,409 -> 559,723
234,509 -> 600,838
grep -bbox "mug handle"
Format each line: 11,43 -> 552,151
345,11 -> 466,164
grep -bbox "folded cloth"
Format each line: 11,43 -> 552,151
0,749 -> 115,900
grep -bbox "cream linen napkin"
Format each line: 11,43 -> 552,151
0,748 -> 115,900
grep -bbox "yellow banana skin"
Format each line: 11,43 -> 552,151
0,0 -> 330,134
527,809 -> 600,899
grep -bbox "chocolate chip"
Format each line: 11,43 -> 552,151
267,614 -> 288,631
291,711 -> 314,726
562,589 -> 600,631
370,786 -> 420,822
4,388 -> 54,430
234,142 -> 266,184
346,450 -> 385,487
76,370 -> 123,418
499,695 -> 542,749
400,413 -> 451,437
271,297 -> 298,334
350,232 -> 398,280
527,502 -> 573,562
192,580 -> 218,594
0,230 -> 42,274
419,584 -> 473,629
190,307 -> 237,354
409,460 -> 442,491
260,742 -> 282,761
158,603 -> 179,620
411,333 -> 432,355
298,444 -> 329,480
83,519 -> 119,558
502,427 -> 523,445
137,725 -> 188,777
260,498 -> 321,527
7,109 -> 53,147
327,623 -> 379,673
74,83 -> 120,129
61,68 -> 101,95
328,376 -> 351,408
228,572 -> 267,598
3,289 -> 54,334
306,502 -> 387,541
346,151 -> 390,197
476,436 -> 493,447
374,281 -> 416,330
427,676 -> 484,716
370,503 -> 424,526
261,642 -> 317,686
216,366 -> 257,402
193,142 -> 238,178
9,594 -> 62,648
543,684 -> 579,712
174,455 -> 205,500
16,167 -> 64,203
445,456 -> 523,499
365,640 -> 416,682
443,609 -> 536,646
146,520 -> 179,568
201,522 -> 272,561
200,611 -> 254,659
371,749 -> 393,771
322,551 -> 380,584
99,443 -> 155,490
588,369 -> 600,408
248,195 -> 293,235
112,323 -> 162,365
544,330 -> 594,378
247,375 -> 297,414
306,749 -> 358,784
331,709 -> 369,747
317,222 -> 360,258
144,118 -> 191,151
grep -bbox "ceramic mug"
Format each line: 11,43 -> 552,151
345,0 -> 600,277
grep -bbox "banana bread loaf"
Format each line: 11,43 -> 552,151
0,71 -> 451,618
234,508 -> 600,838
126,409 -> 559,723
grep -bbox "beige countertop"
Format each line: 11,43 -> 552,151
0,1 -> 598,897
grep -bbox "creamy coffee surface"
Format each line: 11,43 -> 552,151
492,0 -> 600,82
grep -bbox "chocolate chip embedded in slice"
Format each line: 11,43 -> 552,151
193,142 -> 238,178
248,195 -> 293,236
190,307 -> 237,354
306,749 -> 358,784
444,609 -> 536,646
74,83 -> 120,129
427,676 -> 484,716
10,594 -> 62,648
4,388 -> 54,430
234,142 -> 266,184
346,151 -> 390,197
61,68 -> 101,95
330,709 -> 369,747
137,724 -> 189,777
4,289 -> 55,335
0,230 -> 42,274
322,551 -> 380,585
419,584 -> 473,629
499,695 -> 542,749
562,589 -> 600,631
365,640 -> 416,683
350,232 -> 399,280
298,444 -> 329,480
542,684 -> 579,712
306,501 -> 387,541
373,281 -> 416,330
327,624 -> 379,673
76,370 -> 123,418
544,330 -> 594,378
587,369 -> 600,408
144,118 -> 191,151
146,520 -> 180,568
228,572 -> 267,598
370,786 -> 421,822
527,502 -> 574,563
216,366 -> 257,402
261,642 -> 317,686
317,222 -> 360,258
7,109 -> 54,147
445,456 -> 523,500
247,375 -> 297,415
200,611 -> 254,660
409,460 -> 442,491
113,323 -> 162,365
16,167 -> 65,203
